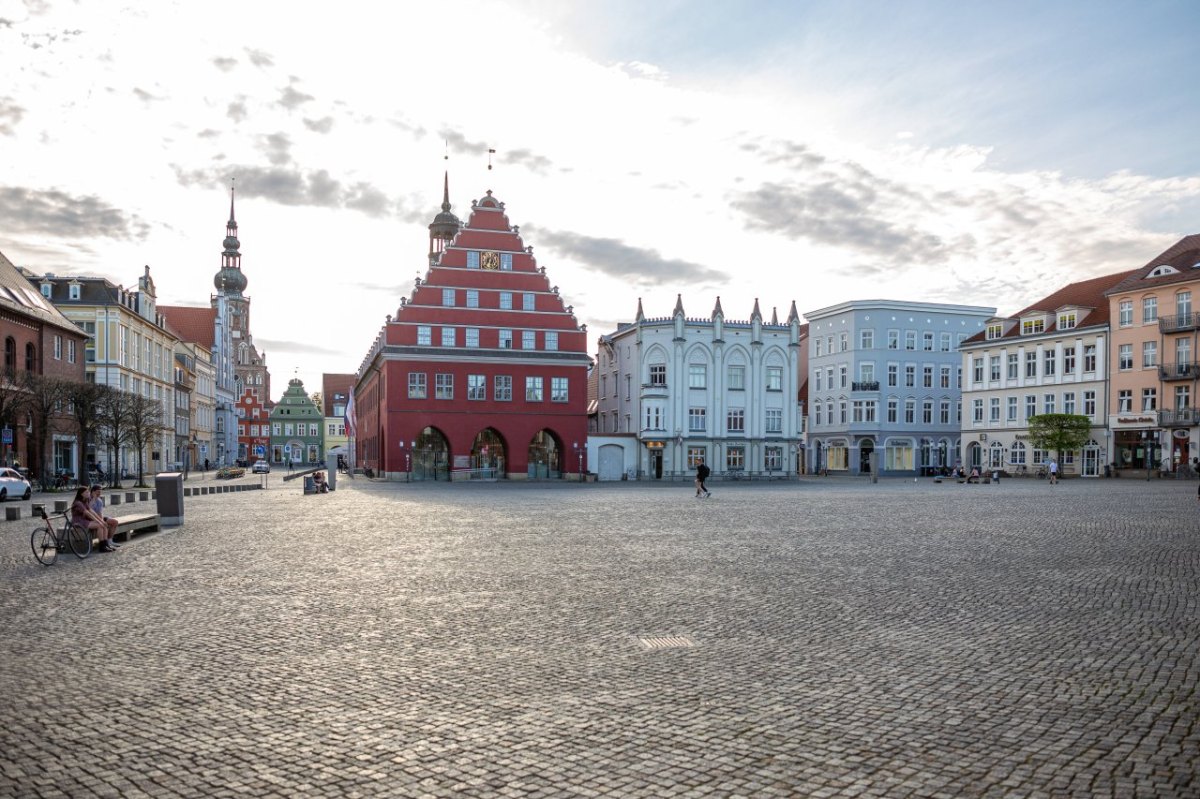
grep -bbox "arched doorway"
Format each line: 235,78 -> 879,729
527,430 -> 562,479
966,441 -> 982,470
859,439 -> 874,473
471,428 -> 506,478
414,426 -> 450,481
1081,438 -> 1100,477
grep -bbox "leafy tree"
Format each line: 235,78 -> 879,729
97,388 -> 133,489
125,391 -> 165,487
1027,414 -> 1093,465
23,373 -> 72,488
66,381 -> 110,484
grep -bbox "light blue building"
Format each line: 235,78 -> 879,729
805,300 -> 994,476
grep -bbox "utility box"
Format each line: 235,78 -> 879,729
156,472 -> 184,527
303,476 -> 316,495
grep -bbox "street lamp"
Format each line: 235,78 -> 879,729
574,441 -> 583,482
400,439 -> 413,482
1143,430 -> 1156,481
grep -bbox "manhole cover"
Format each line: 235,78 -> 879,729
636,635 -> 696,650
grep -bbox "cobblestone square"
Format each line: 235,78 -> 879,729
0,477 -> 1197,797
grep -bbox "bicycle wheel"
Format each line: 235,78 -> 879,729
66,523 -> 92,559
31,527 -> 58,566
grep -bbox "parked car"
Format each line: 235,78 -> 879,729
252,460 -> 270,474
0,467 -> 33,501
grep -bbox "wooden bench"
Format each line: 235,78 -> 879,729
111,513 -> 160,542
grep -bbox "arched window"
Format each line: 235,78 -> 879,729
24,343 -> 35,373
4,337 -> 15,377
989,441 -> 1005,468
1010,441 -> 1027,465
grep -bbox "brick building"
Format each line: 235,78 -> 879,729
354,179 -> 590,480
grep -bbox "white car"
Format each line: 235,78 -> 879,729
252,461 -> 270,474
0,467 -> 32,501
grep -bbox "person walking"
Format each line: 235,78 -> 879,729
1048,458 -> 1059,485
695,459 -> 711,498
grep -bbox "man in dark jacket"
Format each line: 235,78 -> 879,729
695,460 -> 711,498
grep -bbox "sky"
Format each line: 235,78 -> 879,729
1,0 -> 1198,398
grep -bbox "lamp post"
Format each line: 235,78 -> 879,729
1144,429 -> 1156,481
574,441 -> 582,482
402,439 -> 413,482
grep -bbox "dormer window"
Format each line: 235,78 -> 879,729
986,323 -> 1004,340
39,283 -> 52,298
1058,312 -> 1077,330
68,282 -> 81,301
1148,264 -> 1179,277
1021,318 -> 1045,335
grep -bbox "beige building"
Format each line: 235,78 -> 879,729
1105,234 -> 1200,474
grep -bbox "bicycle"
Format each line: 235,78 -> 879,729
30,508 -> 91,566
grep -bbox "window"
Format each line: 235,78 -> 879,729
1063,346 -> 1076,374
284,423 -> 294,437
545,331 -> 558,351
499,329 -> 513,349
1143,341 -> 1157,368
688,364 -> 706,389
688,407 -> 706,432
1043,350 -> 1056,377
434,373 -> 453,399
466,290 -> 479,308
1119,300 -> 1133,326
766,367 -> 782,391
860,329 -> 874,349
522,330 -> 536,349
1176,385 -> 1191,410
68,283 -> 80,300
1007,396 -> 1018,421
1118,344 -> 1133,371
840,333 -> 848,352
923,400 -> 933,424
494,375 -> 512,401
726,408 -> 745,433
939,400 -> 950,424
887,398 -> 898,423
309,423 -> 319,437
1011,441 -> 1027,466
522,293 -> 535,311
1117,389 -> 1132,412
442,288 -> 455,307
764,446 -> 783,471
1058,312 -> 1076,330
468,374 -> 486,400
441,327 -> 456,347
727,365 -> 745,390
905,331 -> 916,350
650,364 -> 667,386
1064,392 -> 1076,414
887,330 -> 899,350
499,292 -> 513,310
686,447 -> 707,469
852,400 -> 865,423
887,364 -> 898,387
860,363 -> 875,383
1025,395 -> 1036,419
1177,291 -> 1192,318
417,326 -> 432,346
1083,344 -> 1097,373
839,365 -> 847,388
1083,390 -> 1096,417
726,446 -> 745,471
987,323 -> 1004,340
905,399 -> 916,424
1007,353 -> 1018,380
466,251 -> 480,269
1176,337 -> 1192,371
989,398 -> 1000,423
814,402 -> 823,426
551,377 -> 568,403
839,401 -> 848,423
525,376 -> 543,402
1143,296 -> 1157,323
407,372 -> 426,399
1043,393 -> 1056,414
40,283 -> 51,298
53,335 -> 62,360
765,408 -> 782,433
972,357 -> 984,384
1026,352 -> 1037,378
989,356 -> 1000,382
940,332 -> 952,352
922,332 -> 934,351
905,365 -> 915,387
1022,318 -> 1045,335
465,328 -> 480,348
500,253 -> 513,270
814,338 -> 823,357
972,399 -> 984,423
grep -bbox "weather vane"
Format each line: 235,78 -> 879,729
488,148 -> 495,170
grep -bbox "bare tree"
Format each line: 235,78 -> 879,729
0,367 -> 31,468
97,388 -> 133,489
22,373 -> 72,489
66,381 -> 110,485
126,391 -> 165,487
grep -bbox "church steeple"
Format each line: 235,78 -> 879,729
214,182 -> 248,295
428,171 -> 461,265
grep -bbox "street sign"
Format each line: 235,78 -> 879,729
1,427 -> 10,445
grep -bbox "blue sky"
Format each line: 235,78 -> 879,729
0,0 -> 1197,394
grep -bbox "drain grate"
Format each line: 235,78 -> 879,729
636,635 -> 696,650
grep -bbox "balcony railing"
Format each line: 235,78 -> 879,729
1159,362 -> 1200,381
851,380 -> 880,392
1159,407 -> 1200,427
1159,313 -> 1199,333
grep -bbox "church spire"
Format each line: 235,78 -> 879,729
214,181 -> 247,295
428,171 -> 461,265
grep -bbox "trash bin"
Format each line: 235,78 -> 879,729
156,472 -> 184,527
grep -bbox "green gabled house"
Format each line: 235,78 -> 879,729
269,377 -> 325,466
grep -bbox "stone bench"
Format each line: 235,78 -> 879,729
111,513 -> 160,543
5,506 -> 20,521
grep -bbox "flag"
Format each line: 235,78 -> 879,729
344,390 -> 356,439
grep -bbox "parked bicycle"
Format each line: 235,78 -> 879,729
30,507 -> 91,565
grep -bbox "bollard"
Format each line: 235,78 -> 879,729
155,472 -> 184,527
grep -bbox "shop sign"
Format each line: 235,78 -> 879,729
1116,415 -> 1156,425
644,440 -> 665,450
1173,429 -> 1190,440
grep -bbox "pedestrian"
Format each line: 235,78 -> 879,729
1048,458 -> 1059,485
203,458 -> 210,472
695,459 -> 711,498
72,486 -> 116,552
89,484 -> 119,544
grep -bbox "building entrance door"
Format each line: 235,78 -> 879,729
1082,446 -> 1099,477
650,450 -> 663,479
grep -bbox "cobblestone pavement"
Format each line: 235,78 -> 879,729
0,476 -> 1197,798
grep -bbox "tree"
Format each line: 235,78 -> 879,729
125,391 -> 165,487
66,381 -> 110,484
1027,414 -> 1092,465
22,373 -> 71,487
97,388 -> 133,489
0,368 -> 31,467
